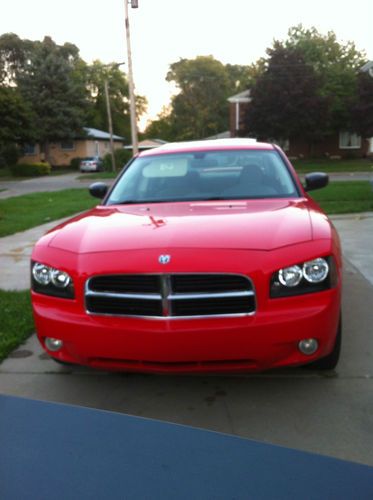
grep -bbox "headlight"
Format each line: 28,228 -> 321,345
303,258 -> 329,283
271,257 -> 335,298
278,265 -> 303,287
31,262 -> 74,299
32,263 -> 51,285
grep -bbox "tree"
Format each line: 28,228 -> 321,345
85,60 -> 147,141
165,55 -> 232,140
0,86 -> 33,166
226,62 -> 265,94
243,26 -> 368,144
0,33 -> 33,85
14,36 -> 87,163
143,106 -> 175,141
283,25 -> 366,131
244,45 -> 329,147
352,72 -> 373,138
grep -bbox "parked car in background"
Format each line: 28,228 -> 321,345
79,156 -> 104,172
31,139 -> 342,374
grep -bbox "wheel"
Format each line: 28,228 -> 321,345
306,316 -> 342,370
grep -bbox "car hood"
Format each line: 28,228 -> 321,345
47,199 -> 314,253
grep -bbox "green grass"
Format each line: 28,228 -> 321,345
0,290 -> 35,362
0,166 -> 77,181
293,158 -> 373,173
0,188 -> 97,237
311,181 -> 373,214
0,181 -> 372,239
77,171 -> 119,180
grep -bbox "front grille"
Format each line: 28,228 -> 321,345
85,274 -> 256,318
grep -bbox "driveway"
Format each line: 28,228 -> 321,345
1,208 -> 373,466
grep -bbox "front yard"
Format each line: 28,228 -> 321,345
0,189 -> 97,237
293,158 -> 373,173
0,290 -> 34,361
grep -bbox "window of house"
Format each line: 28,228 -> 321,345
24,144 -> 36,155
339,132 -> 361,149
60,140 -> 75,151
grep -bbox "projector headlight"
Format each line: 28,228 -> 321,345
31,262 -> 74,298
271,257 -> 336,298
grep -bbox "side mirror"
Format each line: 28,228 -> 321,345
89,182 -> 109,199
304,172 -> 329,192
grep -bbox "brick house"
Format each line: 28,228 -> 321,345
228,64 -> 373,158
19,127 -> 125,167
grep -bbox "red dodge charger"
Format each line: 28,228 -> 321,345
31,139 -> 342,373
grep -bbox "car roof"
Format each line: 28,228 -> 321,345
138,138 -> 275,157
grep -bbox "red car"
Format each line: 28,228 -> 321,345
31,139 -> 342,373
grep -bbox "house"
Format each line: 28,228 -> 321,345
19,127 -> 125,167
124,138 -> 167,150
228,62 -> 373,158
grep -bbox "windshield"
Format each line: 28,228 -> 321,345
106,149 -> 299,205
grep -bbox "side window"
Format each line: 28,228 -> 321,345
339,132 -> 361,149
24,144 -> 36,156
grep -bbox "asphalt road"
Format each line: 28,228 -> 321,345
0,172 -> 100,199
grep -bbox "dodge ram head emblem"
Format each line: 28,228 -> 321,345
159,254 -> 171,264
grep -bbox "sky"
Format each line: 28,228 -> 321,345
1,0 -> 372,128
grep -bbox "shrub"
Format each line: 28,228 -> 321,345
11,162 -> 52,177
0,143 -> 20,168
103,149 -> 132,171
70,157 -> 82,170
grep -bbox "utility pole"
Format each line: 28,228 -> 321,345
124,0 -> 139,156
104,62 -> 125,172
104,79 -> 116,172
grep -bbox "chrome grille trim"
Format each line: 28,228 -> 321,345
168,291 -> 254,300
85,273 -> 256,318
85,291 -> 162,301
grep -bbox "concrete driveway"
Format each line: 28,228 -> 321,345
1,207 -> 373,466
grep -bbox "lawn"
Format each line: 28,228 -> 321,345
0,182 -> 373,238
0,290 -> 35,361
311,181 -> 373,214
0,188 -> 97,237
293,158 -> 373,173
77,171 -> 119,180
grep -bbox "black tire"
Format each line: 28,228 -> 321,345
307,316 -> 342,370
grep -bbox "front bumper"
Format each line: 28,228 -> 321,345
32,288 -> 340,373
31,242 -> 342,373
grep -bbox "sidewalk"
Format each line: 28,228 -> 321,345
0,218 -> 69,290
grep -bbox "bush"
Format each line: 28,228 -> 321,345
103,149 -> 132,171
70,157 -> 82,170
0,143 -> 20,168
10,162 -> 52,177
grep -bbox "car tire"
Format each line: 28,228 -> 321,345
306,316 -> 342,370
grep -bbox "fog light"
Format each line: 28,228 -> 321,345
45,337 -> 63,352
298,338 -> 318,355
